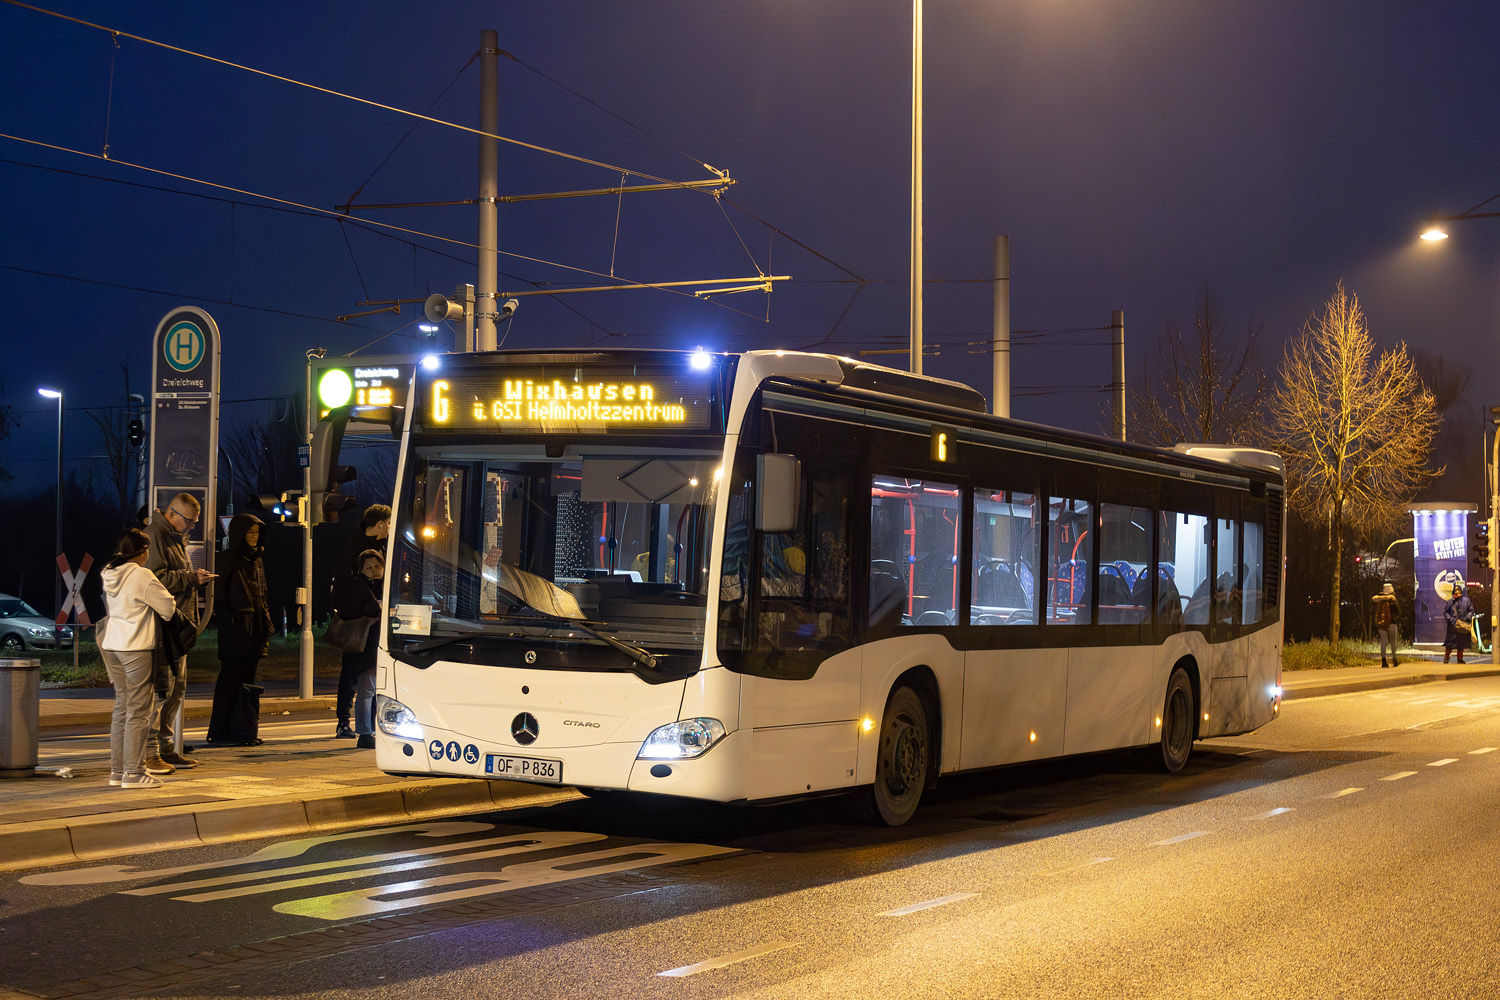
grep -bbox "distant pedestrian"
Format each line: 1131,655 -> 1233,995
99,529 -> 178,789
332,548 -> 384,748
1444,583 -> 1476,664
207,513 -> 273,746
144,493 -> 216,772
1372,582 -> 1399,668
332,505 -> 389,739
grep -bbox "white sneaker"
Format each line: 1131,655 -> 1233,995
108,772 -> 123,786
120,772 -> 163,789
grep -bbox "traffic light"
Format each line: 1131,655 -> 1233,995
250,492 -> 300,523
1474,518 -> 1492,571
309,405 -> 356,527
127,417 -> 144,447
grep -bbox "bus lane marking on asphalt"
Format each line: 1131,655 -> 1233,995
272,841 -> 736,921
1152,831 -> 1209,846
1469,747 -> 1497,755
1325,788 -> 1364,798
19,821 -> 495,886
1427,759 -> 1459,767
149,832 -> 608,901
1041,857 -> 1113,875
880,892 -> 978,916
1256,807 -> 1294,819
657,941 -> 800,978
1381,772 -> 1418,781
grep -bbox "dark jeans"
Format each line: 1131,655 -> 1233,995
209,655 -> 261,742
337,643 -> 375,725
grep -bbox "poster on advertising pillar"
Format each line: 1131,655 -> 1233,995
149,307 -> 221,623
1411,506 -> 1477,645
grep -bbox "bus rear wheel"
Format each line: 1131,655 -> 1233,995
867,686 -> 930,826
1157,668 -> 1196,773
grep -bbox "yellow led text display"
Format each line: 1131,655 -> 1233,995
429,377 -> 692,429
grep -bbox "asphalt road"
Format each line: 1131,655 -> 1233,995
5,676 -> 1500,999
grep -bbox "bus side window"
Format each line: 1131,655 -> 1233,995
1048,495 -> 1092,625
971,487 -> 1038,626
1242,515 -> 1266,625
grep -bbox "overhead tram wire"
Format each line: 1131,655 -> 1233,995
2,1 -> 727,195
0,134 -> 767,322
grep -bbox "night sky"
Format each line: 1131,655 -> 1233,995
2,1 -> 1498,503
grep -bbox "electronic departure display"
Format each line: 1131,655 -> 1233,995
417,367 -> 719,433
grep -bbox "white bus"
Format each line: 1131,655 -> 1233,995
370,349 -> 1283,824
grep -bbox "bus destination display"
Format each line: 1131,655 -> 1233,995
422,370 -> 715,432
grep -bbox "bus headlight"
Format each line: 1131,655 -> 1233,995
375,695 -> 423,741
638,718 -> 726,760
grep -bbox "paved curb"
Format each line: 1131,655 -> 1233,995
40,697 -> 338,730
0,777 -> 581,873
1281,668 -> 1500,700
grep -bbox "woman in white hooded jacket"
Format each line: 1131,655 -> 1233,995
99,528 -> 178,788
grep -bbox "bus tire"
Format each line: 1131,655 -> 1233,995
867,686 -> 930,826
1157,668 -> 1195,773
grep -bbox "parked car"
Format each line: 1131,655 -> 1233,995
0,594 -> 73,653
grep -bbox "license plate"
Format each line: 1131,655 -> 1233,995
485,753 -> 563,784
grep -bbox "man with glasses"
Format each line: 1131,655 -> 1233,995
144,493 -> 216,772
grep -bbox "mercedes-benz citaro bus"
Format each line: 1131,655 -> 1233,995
370,348 -> 1283,825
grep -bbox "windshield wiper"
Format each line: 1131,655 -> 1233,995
490,603 -> 659,671
400,629 -> 488,655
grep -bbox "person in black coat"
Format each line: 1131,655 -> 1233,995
332,505 -> 389,738
1444,583 -> 1476,664
333,548 -> 384,748
207,513 -> 274,745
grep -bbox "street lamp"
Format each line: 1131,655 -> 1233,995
37,388 -> 63,631
1419,197 -> 1500,664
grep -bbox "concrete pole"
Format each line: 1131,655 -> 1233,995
299,357 -> 314,699
476,30 -> 500,352
1111,310 -> 1126,441
992,235 -> 1010,418
908,0 -> 923,375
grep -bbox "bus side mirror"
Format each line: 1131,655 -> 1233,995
756,453 -> 801,533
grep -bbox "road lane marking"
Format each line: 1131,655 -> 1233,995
1256,807 -> 1294,819
658,942 -> 799,978
20,821 -> 494,886
1325,787 -> 1364,798
880,893 -> 978,916
135,832 -> 607,900
1381,772 -> 1418,781
1152,831 -> 1209,846
1041,857 -> 1113,875
1470,747 -> 1497,755
1428,759 -> 1459,767
274,841 -> 735,921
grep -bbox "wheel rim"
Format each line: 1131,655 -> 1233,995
1163,678 -> 1191,766
883,716 -> 925,797
0,636 -> 22,654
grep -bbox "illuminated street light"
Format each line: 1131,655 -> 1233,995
1420,223 -> 1448,241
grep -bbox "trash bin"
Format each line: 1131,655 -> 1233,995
0,658 -> 40,778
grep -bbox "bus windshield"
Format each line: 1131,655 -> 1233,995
389,443 -> 723,664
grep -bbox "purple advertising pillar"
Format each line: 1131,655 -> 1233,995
1411,506 -> 1477,645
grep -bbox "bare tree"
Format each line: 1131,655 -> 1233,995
223,397 -> 304,509
1130,288 -> 1267,447
1269,283 -> 1441,641
0,368 -> 17,485
88,365 -> 138,522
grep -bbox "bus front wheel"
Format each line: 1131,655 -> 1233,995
867,686 -> 930,826
1157,668 -> 1196,773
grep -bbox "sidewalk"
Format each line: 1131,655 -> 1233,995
5,654 -> 1500,874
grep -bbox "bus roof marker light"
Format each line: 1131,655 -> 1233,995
690,347 -> 712,371
421,355 -> 442,371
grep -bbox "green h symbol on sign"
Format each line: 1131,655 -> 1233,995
165,321 -> 204,372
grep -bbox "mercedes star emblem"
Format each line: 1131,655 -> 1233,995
511,712 -> 540,746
